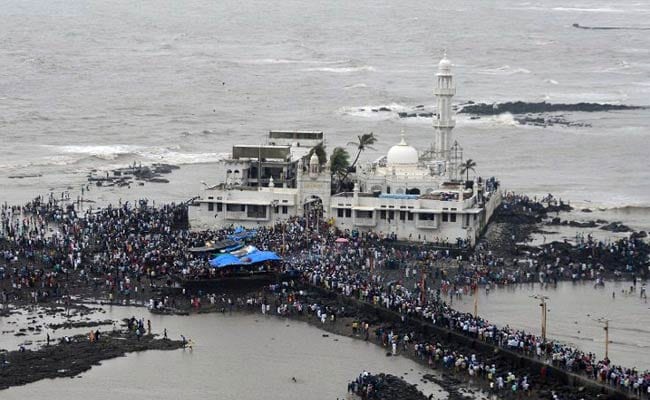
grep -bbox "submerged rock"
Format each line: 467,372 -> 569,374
600,222 -> 633,233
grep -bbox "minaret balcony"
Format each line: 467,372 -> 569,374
433,120 -> 456,128
433,88 -> 456,96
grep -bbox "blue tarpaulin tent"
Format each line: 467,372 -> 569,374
227,227 -> 258,241
209,249 -> 282,268
244,250 -> 282,264
209,254 -> 241,268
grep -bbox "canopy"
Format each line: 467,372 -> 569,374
209,249 -> 282,268
209,254 -> 241,268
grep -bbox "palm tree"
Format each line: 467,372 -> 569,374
347,132 -> 377,170
460,159 -> 477,182
329,147 -> 350,192
336,132 -> 377,188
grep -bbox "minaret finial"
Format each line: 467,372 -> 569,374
399,129 -> 406,145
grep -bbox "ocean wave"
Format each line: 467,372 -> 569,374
3,145 -> 230,170
137,149 -> 228,165
54,144 -> 144,160
504,6 -> 627,13
493,113 -> 520,126
344,83 -> 368,90
339,103 -> 412,119
552,7 -> 625,13
305,65 -> 376,73
477,65 -> 531,76
241,58 -> 348,65
544,79 -> 559,85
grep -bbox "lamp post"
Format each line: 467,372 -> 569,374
595,318 -> 610,360
531,295 -> 549,342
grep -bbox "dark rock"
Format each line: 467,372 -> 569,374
600,222 -> 633,232
0,331 -> 183,390
458,101 -> 644,115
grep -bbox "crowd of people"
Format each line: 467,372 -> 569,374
1,192 -> 649,397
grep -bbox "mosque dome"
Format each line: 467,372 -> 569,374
438,54 -> 451,72
386,134 -> 418,165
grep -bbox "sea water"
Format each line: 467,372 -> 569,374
1,307 -> 455,400
0,0 -> 649,229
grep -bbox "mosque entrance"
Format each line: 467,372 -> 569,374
303,195 -> 323,230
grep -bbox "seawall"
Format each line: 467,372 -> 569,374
308,286 -> 639,400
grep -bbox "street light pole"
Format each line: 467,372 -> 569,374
595,318 -> 610,360
605,320 -> 609,360
532,295 -> 549,342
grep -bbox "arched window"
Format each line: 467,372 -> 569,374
406,188 -> 420,195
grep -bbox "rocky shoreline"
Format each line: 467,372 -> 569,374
349,101 -> 646,128
348,372 -> 429,400
0,329 -> 184,390
457,101 -> 644,115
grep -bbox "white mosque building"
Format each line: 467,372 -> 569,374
189,54 -> 502,246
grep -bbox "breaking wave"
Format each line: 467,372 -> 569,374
477,65 -> 531,75
339,103 -> 412,119
344,83 -> 368,90
305,65 -> 376,73
492,112 -> 520,126
55,144 -> 144,161
2,145 -> 228,171
552,7 -> 625,13
241,58 -> 348,65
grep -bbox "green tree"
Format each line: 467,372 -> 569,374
329,147 -> 350,191
347,132 -> 377,171
307,143 -> 327,165
336,132 -> 377,189
460,158 -> 477,182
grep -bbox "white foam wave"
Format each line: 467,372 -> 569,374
138,149 -> 228,165
5,145 -> 229,170
477,65 -> 531,75
503,6 -> 628,13
54,144 -> 144,160
493,112 -> 520,126
344,83 -> 368,90
339,103 -> 411,119
552,7 -> 624,13
241,58 -> 347,65
545,79 -> 559,85
305,65 -> 376,73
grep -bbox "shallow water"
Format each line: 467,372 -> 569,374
453,280 -> 650,370
1,307 -> 461,399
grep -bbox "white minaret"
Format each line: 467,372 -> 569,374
433,52 -> 456,160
